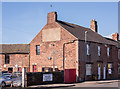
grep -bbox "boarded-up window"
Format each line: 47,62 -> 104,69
86,64 -> 92,75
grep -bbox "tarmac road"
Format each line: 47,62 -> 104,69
1,80 -> 120,89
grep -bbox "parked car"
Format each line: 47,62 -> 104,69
13,72 -> 22,77
1,71 -> 8,74
0,71 -> 8,77
12,76 -> 22,87
0,75 -> 12,87
0,75 -> 17,87
2,73 -> 12,77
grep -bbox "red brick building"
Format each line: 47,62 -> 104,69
0,12 -> 120,82
29,12 -> 120,81
0,44 -> 29,73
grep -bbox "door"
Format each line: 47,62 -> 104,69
8,67 -> 13,73
18,67 -> 22,72
103,65 -> 106,79
64,69 -> 76,83
33,65 -> 37,72
98,64 -> 101,80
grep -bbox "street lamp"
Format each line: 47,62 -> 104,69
52,43 -> 55,71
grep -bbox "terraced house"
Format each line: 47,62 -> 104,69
0,44 -> 30,73
0,12 -> 120,82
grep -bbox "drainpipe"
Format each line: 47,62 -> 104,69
85,31 -> 88,81
28,44 -> 30,72
63,39 -> 78,82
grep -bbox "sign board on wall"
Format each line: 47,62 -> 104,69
42,28 -> 61,42
43,74 -> 53,82
108,69 -> 112,74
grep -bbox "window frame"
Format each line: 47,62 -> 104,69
98,46 -> 101,57
86,64 -> 92,75
86,44 -> 90,56
118,64 -> 120,74
107,47 -> 110,57
118,49 -> 120,59
36,45 -> 40,55
5,54 -> 10,64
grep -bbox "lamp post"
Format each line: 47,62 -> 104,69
52,44 -> 55,71
85,31 -> 88,81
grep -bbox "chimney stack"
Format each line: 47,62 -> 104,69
90,19 -> 98,32
112,33 -> 119,41
47,12 -> 57,24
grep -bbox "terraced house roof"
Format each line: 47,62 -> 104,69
0,44 -> 30,54
57,20 -> 119,46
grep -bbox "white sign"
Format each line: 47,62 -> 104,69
43,74 -> 53,82
108,69 -> 112,74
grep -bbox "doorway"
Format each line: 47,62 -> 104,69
98,64 -> 101,80
8,67 -> 13,73
103,65 -> 106,79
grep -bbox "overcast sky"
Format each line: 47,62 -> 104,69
2,2 -> 118,44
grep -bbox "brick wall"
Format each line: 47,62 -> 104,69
78,41 -> 119,81
30,22 -> 77,72
0,54 -> 29,72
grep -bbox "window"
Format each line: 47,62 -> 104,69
107,47 -> 110,56
5,54 -> 10,64
33,65 -> 37,72
118,64 -> 120,74
42,67 -> 53,72
86,64 -> 92,75
98,46 -> 101,56
36,45 -> 40,55
42,68 -> 45,72
118,49 -> 120,59
87,44 -> 90,55
18,67 -> 22,72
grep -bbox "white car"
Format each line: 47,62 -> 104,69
0,75 -> 17,87
0,75 -> 12,87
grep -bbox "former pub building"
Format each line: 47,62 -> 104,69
0,11 -> 120,82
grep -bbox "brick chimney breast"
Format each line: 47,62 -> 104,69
112,33 -> 119,41
47,12 -> 57,24
90,19 -> 98,32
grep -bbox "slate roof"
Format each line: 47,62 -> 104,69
0,44 -> 29,54
57,20 -> 118,46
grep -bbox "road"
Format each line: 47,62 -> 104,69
1,80 -> 120,89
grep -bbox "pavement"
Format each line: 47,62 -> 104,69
28,80 -> 119,88
1,80 -> 119,89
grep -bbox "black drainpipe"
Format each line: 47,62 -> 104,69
28,44 -> 30,72
63,39 -> 78,82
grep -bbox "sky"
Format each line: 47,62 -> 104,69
2,2 -> 118,44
